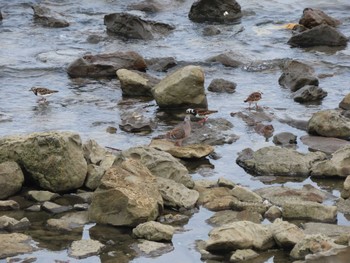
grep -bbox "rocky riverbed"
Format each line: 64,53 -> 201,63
1,0 -> 350,263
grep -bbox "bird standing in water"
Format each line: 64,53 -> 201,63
29,86 -> 59,103
186,108 -> 218,124
244,91 -> 263,110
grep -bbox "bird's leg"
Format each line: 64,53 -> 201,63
175,140 -> 182,147
255,102 -> 259,110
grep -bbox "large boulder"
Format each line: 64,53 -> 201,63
205,221 -> 275,252
121,146 -> 194,188
307,109 -> 350,139
67,51 -> 147,78
299,8 -> 341,29
311,145 -> 350,178
288,24 -> 348,48
278,60 -> 318,92
151,65 -> 208,109
0,161 -> 24,199
104,12 -> 174,40
0,132 -> 87,192
88,159 -> 163,227
31,5 -> 69,28
188,0 -> 242,23
236,146 -> 327,177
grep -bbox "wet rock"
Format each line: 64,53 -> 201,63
83,139 -> 109,164
341,176 -> 350,199
31,5 -> 69,28
264,205 -> 282,220
299,8 -> 341,29
283,201 -> 337,223
145,57 -> 177,72
217,177 -> 235,189
273,132 -> 297,147
339,93 -> 350,110
106,126 -> 117,134
104,12 -> 174,40
205,221 -> 275,252
119,111 -> 157,133
134,239 -> 174,257
47,211 -> 89,232
203,26 -> 221,36
207,210 -> 262,226
152,65 -> 207,109
149,139 -> 214,159
254,123 -> 274,141
230,200 -> 269,215
0,200 -> 20,211
0,131 -> 87,192
0,161 -> 24,199
85,154 -> 116,190
230,249 -> 259,262
67,51 -> 146,78
157,213 -> 190,225
188,0 -> 242,23
307,109 -> 350,138
132,221 -> 175,241
300,135 -> 350,154
197,187 -> 238,211
269,218 -> 305,248
0,233 -> 36,259
42,201 -> 73,214
208,78 -> 236,93
127,0 -> 162,13
117,69 -> 160,97
288,24 -> 348,48
293,85 -> 327,103
311,145 -> 350,178
302,222 -> 350,240
290,234 -> 345,259
206,51 -> 249,68
88,159 -> 163,227
278,60 -> 319,92
68,239 -> 104,259
0,216 -> 30,232
236,146 -> 327,177
231,185 -> 263,203
186,118 -> 239,146
27,190 -> 59,202
156,177 -> 199,209
121,146 -> 194,188
336,198 -> 350,215
233,110 -> 274,125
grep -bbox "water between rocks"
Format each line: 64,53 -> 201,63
0,0 -> 350,262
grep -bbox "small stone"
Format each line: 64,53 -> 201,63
0,200 -> 20,211
230,249 -> 258,262
106,126 -> 117,134
68,239 -> 104,259
41,201 -> 73,214
217,177 -> 236,189
27,190 -> 60,202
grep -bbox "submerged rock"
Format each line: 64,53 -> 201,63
207,78 -> 236,93
0,233 -> 36,259
0,161 -> 24,199
104,12 -> 174,40
27,190 -> 59,202
145,57 -> 177,72
300,135 -> 350,154
119,111 -> 157,133
273,132 -> 297,147
31,5 -> 69,28
0,216 -> 30,232
67,51 -> 147,78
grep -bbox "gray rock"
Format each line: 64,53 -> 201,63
0,216 -> 30,232
217,177 -> 236,189
42,201 -> 73,214
119,111 -> 157,133
208,78 -> 236,93
293,85 -> 327,103
339,93 -> 350,110
68,239 -> 104,259
27,190 -> 59,202
85,164 -> 105,190
301,135 -> 350,154
231,185 -> 263,202
0,132 -> 87,192
197,187 -> 238,211
205,221 -> 275,252
299,8 -> 341,29
269,218 -> 305,248
152,65 -> 207,109
121,146 -> 193,188
288,24 -> 348,48
67,51 -> 147,78
203,26 -> 221,36
341,176 -> 350,199
145,57 -> 177,72
273,132 -> 297,147
83,139 -> 109,165
336,198 -> 350,215
236,146 -> 327,177
302,222 -> 350,239
117,69 -> 160,97
156,177 -> 199,209
0,161 -> 24,199
278,60 -> 319,92
206,51 -> 249,68
189,0 -> 242,23
132,221 -> 175,241
207,210 -> 262,226
0,233 -> 36,259
88,159 -> 163,227
127,0 -> 162,13
104,12 -> 174,40
290,234 -> 345,259
311,145 -> 350,178
308,110 -> 350,138
31,5 -> 69,28
47,211 -> 89,232
134,239 -> 174,257
230,249 -> 258,262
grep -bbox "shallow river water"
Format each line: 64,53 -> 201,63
1,0 -> 350,262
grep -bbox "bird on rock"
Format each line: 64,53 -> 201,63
160,115 -> 192,146
186,108 -> 218,124
244,91 -> 263,110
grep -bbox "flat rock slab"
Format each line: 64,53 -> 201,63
69,239 -> 104,259
133,239 -> 174,257
27,190 -> 60,202
0,233 -> 36,259
41,201 -> 73,214
302,222 -> 350,239
301,135 -> 350,154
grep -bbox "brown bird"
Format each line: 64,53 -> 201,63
163,115 -> 192,146
29,87 -> 59,102
186,108 -> 218,124
254,123 -> 274,141
244,91 -> 263,110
